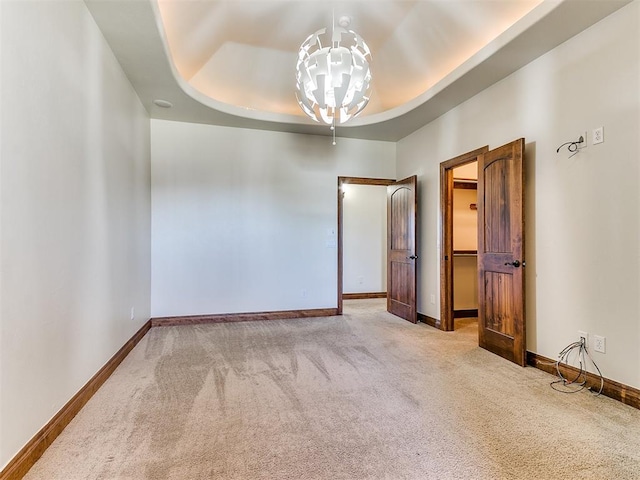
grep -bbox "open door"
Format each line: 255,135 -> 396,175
477,139 -> 526,365
387,176 -> 418,323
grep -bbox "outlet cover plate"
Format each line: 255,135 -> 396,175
593,127 -> 604,144
593,335 -> 606,353
578,330 -> 589,346
578,131 -> 587,149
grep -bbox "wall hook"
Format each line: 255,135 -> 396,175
556,135 -> 585,158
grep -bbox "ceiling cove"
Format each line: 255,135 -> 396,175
85,0 -> 631,141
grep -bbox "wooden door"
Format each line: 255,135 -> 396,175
387,176 -> 418,323
477,139 -> 525,365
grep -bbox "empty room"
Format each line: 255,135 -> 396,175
1,0 -> 639,479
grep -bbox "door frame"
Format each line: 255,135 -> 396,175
337,176 -> 396,314
439,147 -> 488,331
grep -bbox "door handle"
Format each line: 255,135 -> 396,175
504,260 -> 521,268
407,255 -> 418,260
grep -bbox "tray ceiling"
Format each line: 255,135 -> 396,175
85,0 -> 631,141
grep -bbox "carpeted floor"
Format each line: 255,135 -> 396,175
23,299 -> 640,479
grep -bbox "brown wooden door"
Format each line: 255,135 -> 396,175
477,139 -> 525,365
387,176 -> 418,323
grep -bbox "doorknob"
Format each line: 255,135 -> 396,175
407,255 -> 418,260
504,260 -> 521,267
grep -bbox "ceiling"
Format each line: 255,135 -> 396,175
156,0 -> 541,117
85,0 -> 631,141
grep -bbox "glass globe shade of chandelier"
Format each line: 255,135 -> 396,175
295,25 -> 372,126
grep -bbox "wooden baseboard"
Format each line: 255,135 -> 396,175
343,292 -> 387,300
151,308 -> 339,327
417,313 -> 440,328
454,309 -> 478,318
0,320 -> 152,480
527,352 -> 640,410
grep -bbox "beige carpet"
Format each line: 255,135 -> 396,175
23,299 -> 640,479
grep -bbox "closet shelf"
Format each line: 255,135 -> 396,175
453,250 -> 477,257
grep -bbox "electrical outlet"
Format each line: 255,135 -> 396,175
578,131 -> 587,149
301,289 -> 308,298
130,307 -> 135,321
578,330 -> 589,347
593,335 -> 606,353
430,294 -> 436,304
593,126 -> 604,144
358,276 -> 364,285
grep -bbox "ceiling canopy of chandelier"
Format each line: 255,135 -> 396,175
295,19 -> 372,126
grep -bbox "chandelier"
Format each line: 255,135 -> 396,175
295,17 -> 372,129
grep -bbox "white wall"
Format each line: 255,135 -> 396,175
0,1 -> 151,469
397,1 -> 640,388
343,184 -> 387,294
151,120 -> 395,317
